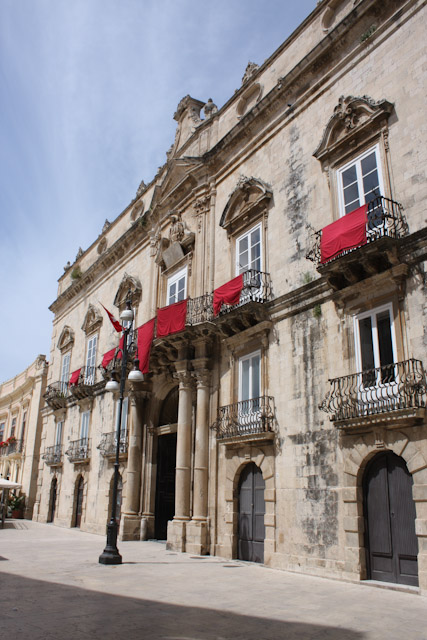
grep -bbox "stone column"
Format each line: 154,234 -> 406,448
186,366 -> 211,555
120,385 -> 149,540
167,363 -> 193,552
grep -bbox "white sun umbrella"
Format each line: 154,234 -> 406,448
0,479 -> 21,489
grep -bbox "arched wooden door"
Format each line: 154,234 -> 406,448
364,451 -> 418,586
238,462 -> 265,563
74,476 -> 84,528
48,477 -> 57,523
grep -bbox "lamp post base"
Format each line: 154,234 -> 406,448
99,520 -> 122,565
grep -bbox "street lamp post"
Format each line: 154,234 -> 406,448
99,297 -> 143,565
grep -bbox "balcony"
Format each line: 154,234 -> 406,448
97,431 -> 128,459
69,367 -> 97,400
306,196 -> 408,290
0,438 -> 23,458
65,438 -> 90,463
320,359 -> 427,430
44,381 -> 69,410
43,444 -> 63,466
213,396 -> 275,444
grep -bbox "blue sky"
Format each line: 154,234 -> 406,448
0,0 -> 316,383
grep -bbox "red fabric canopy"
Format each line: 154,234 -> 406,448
101,348 -> 116,369
213,274 -> 244,316
157,299 -> 188,337
136,318 -> 155,373
320,204 -> 368,264
69,368 -> 81,386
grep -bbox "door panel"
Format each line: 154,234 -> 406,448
364,452 -> 418,586
238,463 -> 265,563
155,433 -> 177,539
75,478 -> 84,528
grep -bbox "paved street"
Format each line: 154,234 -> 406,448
0,520 -> 426,640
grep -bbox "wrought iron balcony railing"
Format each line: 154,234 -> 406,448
43,444 -> 63,466
320,359 -> 427,424
44,381 -> 69,409
69,367 -> 97,400
6,438 -> 23,456
65,437 -> 90,462
186,270 -> 272,326
97,431 -> 128,457
306,196 -> 408,267
214,395 -> 275,440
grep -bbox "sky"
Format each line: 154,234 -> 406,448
0,0 -> 316,384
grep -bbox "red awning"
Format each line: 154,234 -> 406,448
101,348 -> 116,368
157,299 -> 188,337
320,204 -> 368,264
136,318 -> 155,374
69,368 -> 81,385
213,274 -> 244,316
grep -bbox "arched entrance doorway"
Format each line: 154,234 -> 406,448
154,388 -> 178,540
48,477 -> 57,523
363,451 -> 418,586
238,462 -> 265,563
74,476 -> 84,528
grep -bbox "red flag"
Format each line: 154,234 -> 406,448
116,335 -> 125,360
100,303 -> 123,333
69,368 -> 81,385
320,204 -> 368,264
157,299 -> 188,337
101,348 -> 116,368
213,274 -> 244,316
136,318 -> 155,374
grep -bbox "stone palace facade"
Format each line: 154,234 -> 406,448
33,0 -> 427,592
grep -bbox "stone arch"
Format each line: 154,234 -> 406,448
219,176 -> 272,235
113,273 -> 142,309
222,444 -> 275,563
72,473 -> 86,528
81,304 -> 102,335
341,430 -> 427,589
57,325 -> 74,353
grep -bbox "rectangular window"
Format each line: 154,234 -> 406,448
55,421 -> 63,446
21,411 -> 27,442
0,422 -> 4,441
10,417 -> 17,438
236,224 -> 262,275
85,335 -> 98,384
167,266 -> 187,305
239,350 -> 261,414
80,411 -> 90,441
354,303 -> 397,387
115,397 -> 129,438
61,353 -> 71,393
338,145 -> 384,216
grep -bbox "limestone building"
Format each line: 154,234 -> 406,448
0,355 -> 48,517
35,0 -> 427,592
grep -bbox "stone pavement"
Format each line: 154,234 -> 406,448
0,521 -> 425,640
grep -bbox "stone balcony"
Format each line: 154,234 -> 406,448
65,438 -> 90,463
97,431 -> 128,459
320,358 -> 427,431
44,381 -> 69,410
213,395 -> 275,445
43,444 -> 63,466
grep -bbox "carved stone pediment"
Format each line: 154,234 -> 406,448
220,176 -> 272,234
314,95 -> 394,163
57,326 -> 75,353
113,273 -> 142,309
81,304 -> 102,335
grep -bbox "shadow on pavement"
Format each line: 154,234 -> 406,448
0,571 -> 366,640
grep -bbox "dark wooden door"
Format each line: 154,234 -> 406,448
238,462 -> 265,563
75,477 -> 84,528
48,478 -> 57,523
155,433 -> 177,539
364,452 -> 418,586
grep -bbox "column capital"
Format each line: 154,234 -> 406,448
192,368 -> 211,389
128,389 -> 151,407
174,369 -> 194,389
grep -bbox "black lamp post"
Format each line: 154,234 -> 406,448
99,297 -> 143,565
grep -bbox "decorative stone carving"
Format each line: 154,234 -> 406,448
172,96 -> 205,152
35,354 -> 47,370
57,326 -> 75,353
203,98 -> 217,119
102,219 -> 111,234
149,226 -> 161,257
63,261 -> 71,272
220,176 -> 272,233
237,83 -> 263,117
242,61 -> 259,84
75,247 -> 84,260
113,273 -> 142,309
153,212 -> 195,271
313,95 -> 394,163
81,304 -> 102,335
136,179 -> 146,198
97,238 -> 107,255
